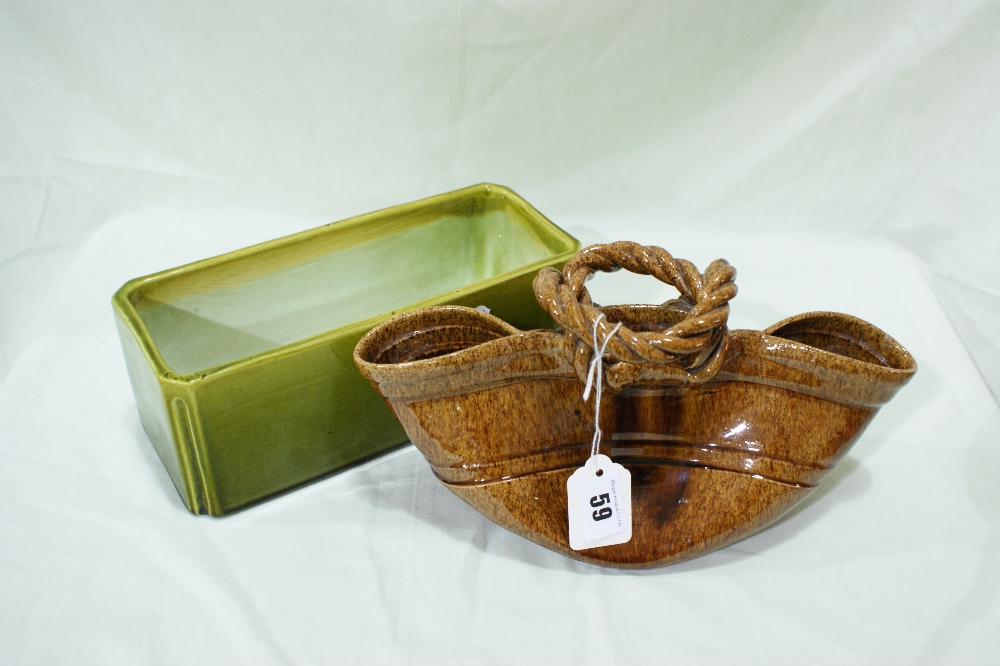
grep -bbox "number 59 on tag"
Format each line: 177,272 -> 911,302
567,454 -> 632,550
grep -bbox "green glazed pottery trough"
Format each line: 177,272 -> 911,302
113,184 -> 580,515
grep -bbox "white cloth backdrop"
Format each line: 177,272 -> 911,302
2,2 -> 998,663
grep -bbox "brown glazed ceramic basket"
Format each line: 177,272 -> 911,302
354,242 -> 916,568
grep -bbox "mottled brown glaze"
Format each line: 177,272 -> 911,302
353,242 -> 916,568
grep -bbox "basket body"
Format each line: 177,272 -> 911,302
355,305 -> 916,568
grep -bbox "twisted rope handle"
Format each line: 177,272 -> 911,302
533,241 -> 738,389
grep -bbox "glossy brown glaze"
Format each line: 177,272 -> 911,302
353,242 -> 916,568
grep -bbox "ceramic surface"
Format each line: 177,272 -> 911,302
354,242 -> 916,568
113,184 -> 580,515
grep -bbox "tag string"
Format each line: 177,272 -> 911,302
582,313 -> 623,459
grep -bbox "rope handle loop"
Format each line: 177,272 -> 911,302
532,241 -> 737,389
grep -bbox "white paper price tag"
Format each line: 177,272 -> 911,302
567,454 -> 632,550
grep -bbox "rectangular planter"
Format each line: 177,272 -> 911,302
113,184 -> 580,516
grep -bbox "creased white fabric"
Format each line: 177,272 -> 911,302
2,2 -> 998,663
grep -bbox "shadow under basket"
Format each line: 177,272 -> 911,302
113,184 -> 580,515
354,241 -> 916,568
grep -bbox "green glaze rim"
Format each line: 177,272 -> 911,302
112,183 -> 580,385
